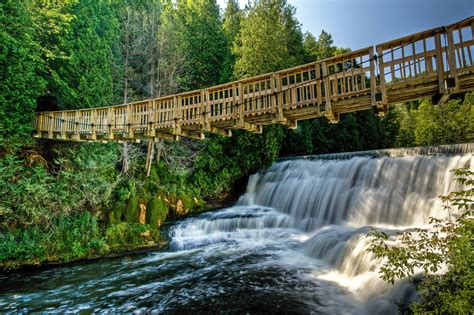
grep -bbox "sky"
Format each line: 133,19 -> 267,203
216,0 -> 474,50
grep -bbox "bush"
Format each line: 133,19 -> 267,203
0,212 -> 108,266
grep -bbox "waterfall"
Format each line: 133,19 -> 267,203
168,146 -> 472,313
234,149 -> 471,312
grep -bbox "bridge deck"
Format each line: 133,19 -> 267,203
35,17 -> 474,142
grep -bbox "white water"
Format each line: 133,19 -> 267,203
171,152 -> 472,313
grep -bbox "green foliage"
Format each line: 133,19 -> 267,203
281,109 -> 399,155
105,222 -> 157,250
0,142 -> 120,226
368,167 -> 473,313
193,126 -> 284,197
0,0 -> 46,151
124,194 -> 139,223
146,197 -> 168,229
233,0 -> 305,78
175,0 -> 228,89
0,212 -> 108,265
394,94 -> 474,146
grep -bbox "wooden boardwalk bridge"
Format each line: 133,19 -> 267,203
35,17 -> 474,142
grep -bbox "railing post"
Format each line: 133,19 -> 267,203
315,63 -> 322,114
148,100 -> 156,138
369,48 -> 377,106
446,28 -> 459,91
107,107 -> 114,140
61,112 -> 67,139
322,61 -> 338,122
434,32 -> 446,93
275,74 -> 284,122
48,112 -> 54,139
91,109 -> 97,140
74,110 -> 80,141
35,113 -> 43,136
375,46 -> 387,105
173,96 -> 181,136
201,90 -> 209,132
236,82 -> 244,127
126,104 -> 134,140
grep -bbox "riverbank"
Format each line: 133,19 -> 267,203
0,192 -> 234,273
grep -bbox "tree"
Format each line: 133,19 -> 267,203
55,0 -> 121,109
221,0 -> 242,82
0,0 -> 46,152
233,0 -> 305,78
176,0 -> 228,90
368,167 -> 473,313
303,30 -> 349,61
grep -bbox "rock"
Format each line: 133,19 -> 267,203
139,203 -> 146,224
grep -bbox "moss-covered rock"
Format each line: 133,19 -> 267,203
105,223 -> 158,250
146,197 -> 168,229
124,194 -> 139,223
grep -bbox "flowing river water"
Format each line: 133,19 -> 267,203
0,145 -> 472,313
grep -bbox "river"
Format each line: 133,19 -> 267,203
0,146 -> 472,313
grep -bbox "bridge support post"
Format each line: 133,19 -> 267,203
73,110 -> 80,141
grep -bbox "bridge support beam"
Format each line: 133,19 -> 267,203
210,126 -> 232,137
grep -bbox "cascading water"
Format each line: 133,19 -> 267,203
0,146 -> 471,313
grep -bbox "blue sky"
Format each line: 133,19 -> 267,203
217,0 -> 473,50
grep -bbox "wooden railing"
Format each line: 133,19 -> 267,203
35,16 -> 474,142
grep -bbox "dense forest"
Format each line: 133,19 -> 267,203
0,0 -> 472,271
